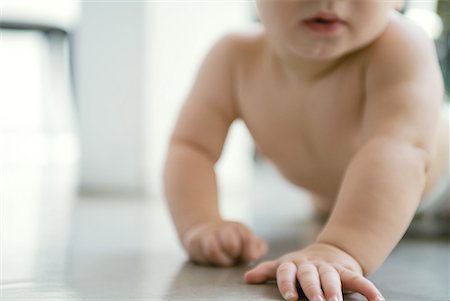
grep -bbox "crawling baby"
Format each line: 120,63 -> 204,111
164,1 -> 449,300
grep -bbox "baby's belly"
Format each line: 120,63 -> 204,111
263,145 -> 352,204
254,135 -> 359,203
275,164 -> 344,200
257,128 -> 360,202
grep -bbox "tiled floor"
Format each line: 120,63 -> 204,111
2,163 -> 449,300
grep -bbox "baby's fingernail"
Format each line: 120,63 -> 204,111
328,296 -> 339,301
313,295 -> 325,301
375,294 -> 385,301
283,291 -> 296,300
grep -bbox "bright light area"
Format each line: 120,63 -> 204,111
0,0 -> 80,284
0,31 -> 79,166
0,31 -> 45,132
145,2 -> 256,198
405,9 -> 443,39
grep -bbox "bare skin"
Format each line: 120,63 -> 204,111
164,4 -> 447,301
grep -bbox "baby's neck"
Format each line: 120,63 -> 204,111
266,38 -> 352,83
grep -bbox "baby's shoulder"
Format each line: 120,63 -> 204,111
215,24 -> 267,63
366,12 -> 438,79
195,25 -> 266,82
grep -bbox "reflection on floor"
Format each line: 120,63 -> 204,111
2,163 -> 449,300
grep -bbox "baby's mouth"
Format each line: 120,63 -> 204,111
302,12 -> 343,25
311,17 -> 335,23
303,16 -> 342,25
301,13 -> 345,34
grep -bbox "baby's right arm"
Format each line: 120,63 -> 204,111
163,34 -> 267,266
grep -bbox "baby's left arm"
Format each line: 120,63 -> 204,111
245,23 -> 444,301
316,24 -> 444,277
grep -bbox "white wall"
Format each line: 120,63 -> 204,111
75,2 -> 146,194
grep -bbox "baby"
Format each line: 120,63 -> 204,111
164,1 -> 449,301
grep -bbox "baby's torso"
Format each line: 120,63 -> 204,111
235,31 -> 369,199
233,29 -> 447,207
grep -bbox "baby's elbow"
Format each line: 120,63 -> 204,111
361,137 -> 430,175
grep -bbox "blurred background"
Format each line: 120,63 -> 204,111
1,0 -> 448,195
0,0 -> 449,295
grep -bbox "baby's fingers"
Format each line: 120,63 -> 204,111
339,269 -> 385,301
201,235 -> 233,267
183,231 -> 207,264
318,264 -> 342,301
244,260 -> 278,284
277,262 -> 299,301
218,227 -> 241,259
297,263 -> 325,301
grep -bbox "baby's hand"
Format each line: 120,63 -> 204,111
244,243 -> 385,301
182,220 -> 268,267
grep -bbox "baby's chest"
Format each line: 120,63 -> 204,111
237,76 -> 366,185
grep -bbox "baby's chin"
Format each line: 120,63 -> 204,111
295,44 -> 351,61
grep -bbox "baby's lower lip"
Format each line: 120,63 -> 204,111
302,20 -> 344,35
